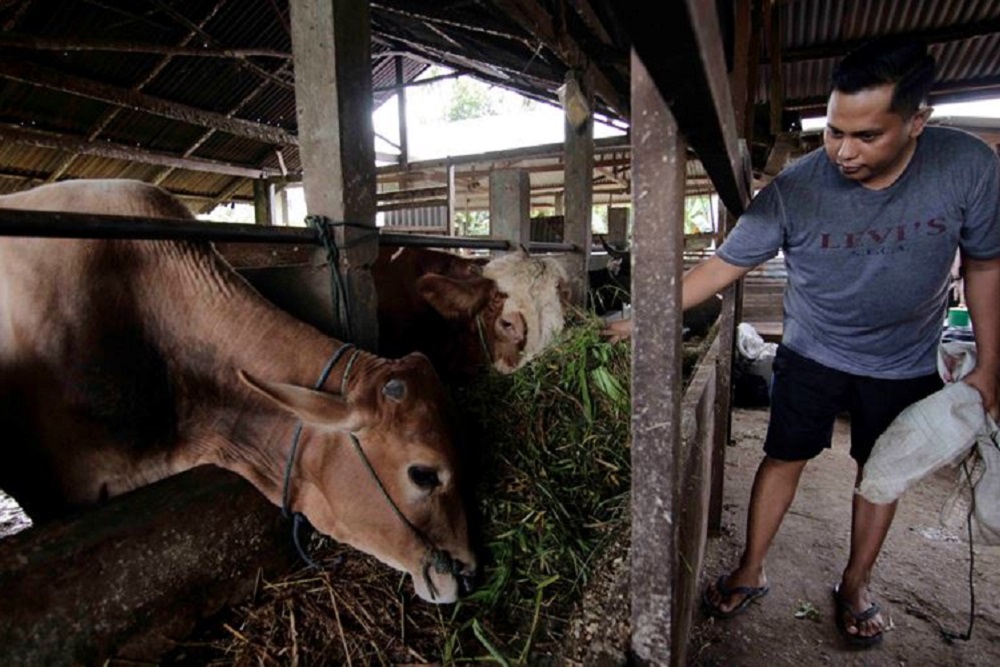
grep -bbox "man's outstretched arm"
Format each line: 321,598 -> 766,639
601,255 -> 754,342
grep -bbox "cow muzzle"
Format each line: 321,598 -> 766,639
414,551 -> 478,604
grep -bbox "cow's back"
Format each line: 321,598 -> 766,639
0,181 -> 193,518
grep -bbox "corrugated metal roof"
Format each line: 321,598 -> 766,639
759,0 -> 1000,114
1,1 -> 999,209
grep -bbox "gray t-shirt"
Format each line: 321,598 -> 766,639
718,126 -> 1000,379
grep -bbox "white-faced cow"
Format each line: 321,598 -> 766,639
0,179 -> 476,603
374,245 -> 569,381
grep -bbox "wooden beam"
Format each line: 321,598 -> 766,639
621,0 -> 749,216
372,70 -> 462,93
0,59 -> 297,145
767,0 -> 785,136
151,62 -> 293,187
45,0 -> 232,185
148,0 -> 294,90
0,32 -> 290,59
0,467 -> 295,665
377,186 -> 448,202
376,136 -> 630,175
492,0 -> 628,116
0,123 -> 281,179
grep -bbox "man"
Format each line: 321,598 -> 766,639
605,36 -> 1000,646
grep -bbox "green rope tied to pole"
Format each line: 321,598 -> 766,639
305,215 -> 377,343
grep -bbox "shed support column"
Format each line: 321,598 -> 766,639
446,161 -> 456,235
630,50 -> 686,666
608,206 -> 629,248
489,168 -> 530,251
290,0 -> 378,350
253,179 -> 273,226
563,69 -> 594,306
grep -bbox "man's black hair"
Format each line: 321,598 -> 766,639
831,35 -> 936,118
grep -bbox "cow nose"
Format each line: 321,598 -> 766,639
458,572 -> 477,597
456,563 -> 478,597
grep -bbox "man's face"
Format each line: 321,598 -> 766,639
823,83 -> 930,190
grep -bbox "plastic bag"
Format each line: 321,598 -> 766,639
733,323 -> 778,407
736,322 -> 778,382
858,381 -> 986,504
939,421 -> 1000,545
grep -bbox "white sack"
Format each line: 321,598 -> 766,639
736,322 -> 778,381
858,381 -> 985,504
938,340 -> 978,384
939,423 -> 1000,545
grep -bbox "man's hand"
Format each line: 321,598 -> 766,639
600,318 -> 632,344
962,366 -> 999,420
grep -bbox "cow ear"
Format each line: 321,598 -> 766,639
238,370 -> 364,430
416,273 -> 495,320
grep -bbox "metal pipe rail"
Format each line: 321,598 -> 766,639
0,208 -> 577,253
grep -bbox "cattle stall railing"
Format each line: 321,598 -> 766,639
0,208 -> 576,253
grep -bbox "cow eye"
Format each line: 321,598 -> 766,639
408,465 -> 441,490
382,378 -> 406,401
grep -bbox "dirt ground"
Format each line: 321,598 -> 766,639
689,407 -> 1000,667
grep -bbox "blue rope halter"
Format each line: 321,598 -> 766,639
279,342 -> 462,599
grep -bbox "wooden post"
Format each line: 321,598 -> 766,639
630,50 -> 686,666
276,184 -> 290,226
489,168 -> 530,251
396,55 -> 409,189
563,69 -> 594,306
446,161 -> 456,235
709,0 -> 756,534
290,0 -> 378,350
607,206 -> 629,248
253,179 -> 273,226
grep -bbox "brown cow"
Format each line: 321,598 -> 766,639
0,179 -> 476,603
374,245 -> 568,380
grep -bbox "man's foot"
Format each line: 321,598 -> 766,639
832,583 -> 885,647
702,571 -> 770,619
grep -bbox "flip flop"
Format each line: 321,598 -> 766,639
832,585 -> 885,647
702,574 -> 770,619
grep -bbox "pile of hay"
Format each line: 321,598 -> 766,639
168,311 -> 632,666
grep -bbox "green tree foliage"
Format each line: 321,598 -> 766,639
447,78 -> 498,121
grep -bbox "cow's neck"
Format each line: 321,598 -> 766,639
144,243 -> 355,503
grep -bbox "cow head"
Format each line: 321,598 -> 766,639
239,351 -> 476,603
482,249 -> 568,372
416,249 -> 569,374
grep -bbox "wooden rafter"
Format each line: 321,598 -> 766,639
621,0 -> 749,215
492,0 -> 628,116
0,123 -> 283,179
0,33 -> 291,59
0,59 -> 296,146
44,0 -> 232,185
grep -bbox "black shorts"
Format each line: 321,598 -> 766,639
764,345 -> 943,464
